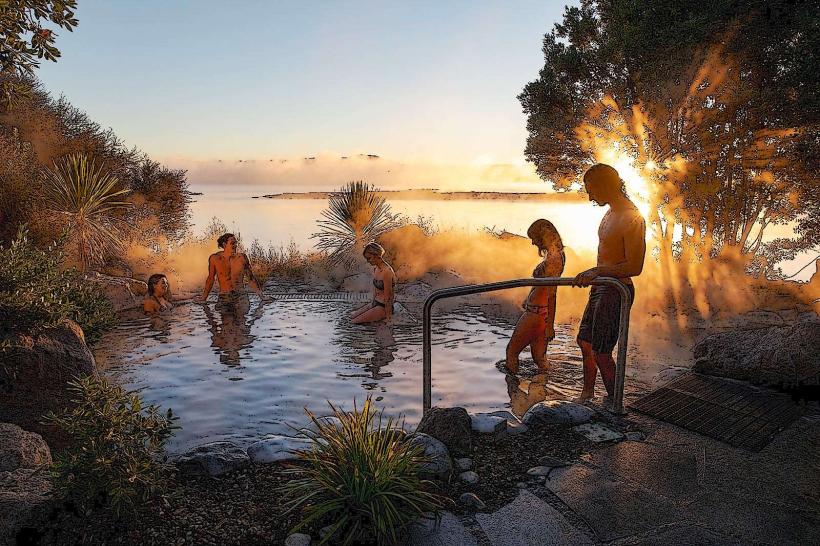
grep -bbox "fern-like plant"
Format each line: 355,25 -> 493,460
43,153 -> 130,270
312,181 -> 402,265
282,397 -> 445,545
46,375 -> 179,515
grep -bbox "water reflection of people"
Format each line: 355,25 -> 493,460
506,372 -> 552,418
366,323 -> 396,380
349,242 -> 396,325
203,292 -> 266,366
505,219 -> 565,375
143,273 -> 173,314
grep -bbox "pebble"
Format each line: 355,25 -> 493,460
285,533 -> 312,546
459,471 -> 480,484
319,525 -> 334,540
526,466 -> 552,477
459,492 -> 487,511
537,455 -> 570,468
626,431 -> 646,441
455,457 -> 473,471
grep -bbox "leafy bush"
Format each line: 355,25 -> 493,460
313,181 -> 402,265
247,238 -> 328,282
0,226 -> 115,341
1,81 -> 190,247
282,397 -> 445,545
46,374 -> 179,515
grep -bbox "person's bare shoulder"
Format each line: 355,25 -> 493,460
143,298 -> 159,313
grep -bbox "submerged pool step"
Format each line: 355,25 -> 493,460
267,292 -> 372,302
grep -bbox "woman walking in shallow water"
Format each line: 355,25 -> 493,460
350,242 -> 396,324
505,219 -> 565,375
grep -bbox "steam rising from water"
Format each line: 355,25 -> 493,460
163,153 -> 543,192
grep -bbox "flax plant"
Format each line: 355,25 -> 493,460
43,153 -> 130,270
312,181 -> 402,265
282,397 -> 445,545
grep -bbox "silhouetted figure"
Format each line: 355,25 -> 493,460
505,219 -> 565,375
572,164 -> 646,401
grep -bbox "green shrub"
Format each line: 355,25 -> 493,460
0,226 -> 116,341
46,375 -> 179,515
282,397 -> 445,545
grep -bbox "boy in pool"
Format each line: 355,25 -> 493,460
196,233 -> 263,301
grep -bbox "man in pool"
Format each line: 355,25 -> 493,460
197,233 -> 263,301
572,164 -> 646,402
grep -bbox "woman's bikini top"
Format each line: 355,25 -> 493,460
373,268 -> 396,291
532,250 -> 566,278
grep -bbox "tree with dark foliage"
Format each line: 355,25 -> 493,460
0,0 -> 79,106
520,0 -> 818,275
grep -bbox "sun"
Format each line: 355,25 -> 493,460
594,143 -> 653,220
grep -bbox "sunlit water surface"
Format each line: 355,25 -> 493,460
96,299 -> 601,454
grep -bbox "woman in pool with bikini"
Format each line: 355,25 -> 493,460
505,219 -> 565,375
349,242 -> 396,325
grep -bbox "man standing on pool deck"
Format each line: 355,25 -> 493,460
197,233 -> 263,300
572,164 -> 646,401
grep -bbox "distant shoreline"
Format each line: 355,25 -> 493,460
253,188 -> 585,202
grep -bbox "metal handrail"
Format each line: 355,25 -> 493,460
422,276 -> 633,415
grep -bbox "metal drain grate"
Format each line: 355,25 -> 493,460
267,292 -> 371,301
631,373 -> 801,451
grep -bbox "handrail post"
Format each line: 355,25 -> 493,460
422,277 -> 632,416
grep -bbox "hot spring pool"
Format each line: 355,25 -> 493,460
95,295 -> 598,454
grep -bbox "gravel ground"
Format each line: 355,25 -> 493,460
441,425 -> 591,514
21,422 -> 609,545
22,464 -> 302,546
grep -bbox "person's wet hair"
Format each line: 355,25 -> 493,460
584,163 -> 627,195
217,233 -> 235,249
147,273 -> 168,296
363,241 -> 385,257
527,219 -> 564,257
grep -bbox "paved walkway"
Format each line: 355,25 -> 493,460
407,407 -> 820,545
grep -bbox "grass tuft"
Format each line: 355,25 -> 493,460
282,397 -> 446,545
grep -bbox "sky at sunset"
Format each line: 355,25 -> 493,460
36,0 -> 575,185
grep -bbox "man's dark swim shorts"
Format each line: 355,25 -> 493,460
577,284 -> 635,354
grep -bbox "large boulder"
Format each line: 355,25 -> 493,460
175,441 -> 249,476
0,467 -> 51,545
247,435 -> 314,464
0,424 -> 51,472
415,407 -> 472,456
522,401 -> 595,427
0,321 -> 96,449
406,433 -> 452,480
693,316 -> 820,387
85,271 -> 147,312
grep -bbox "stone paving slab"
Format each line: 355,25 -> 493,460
612,522 -> 743,546
405,512 -> 478,546
545,464 -> 679,542
684,490 -> 820,545
476,490 -> 592,546
582,441 -> 701,502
